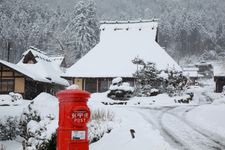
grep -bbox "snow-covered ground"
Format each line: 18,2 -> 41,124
186,102 -> 225,145
1,81 -> 225,150
0,94 -> 30,118
90,107 -> 175,150
0,140 -> 23,150
90,91 -> 195,107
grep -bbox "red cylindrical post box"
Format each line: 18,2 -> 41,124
57,89 -> 91,150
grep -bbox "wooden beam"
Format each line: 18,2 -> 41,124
83,79 -> 86,91
96,78 -> 99,93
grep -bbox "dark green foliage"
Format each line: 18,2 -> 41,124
0,0 -> 99,66
107,78 -> 134,100
0,116 -> 19,141
132,57 -> 187,97
133,57 -> 162,96
38,132 -> 57,150
166,70 -> 188,97
0,102 -> 57,149
107,89 -> 133,101
19,103 -> 41,140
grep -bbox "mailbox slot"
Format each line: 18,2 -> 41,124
71,130 -> 86,140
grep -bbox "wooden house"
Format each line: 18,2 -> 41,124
62,20 -> 181,93
195,62 -> 213,78
183,66 -> 203,85
0,47 -> 69,99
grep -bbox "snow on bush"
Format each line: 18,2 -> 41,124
0,92 -> 119,148
19,103 -> 41,140
0,92 -> 23,106
108,77 -> 134,100
19,93 -> 58,149
132,58 -> 162,97
166,70 -> 187,97
9,92 -> 23,102
88,108 -> 117,143
109,82 -> 134,92
112,77 -> 122,85
28,93 -> 58,120
26,119 -> 56,150
132,57 -> 187,97
109,77 -> 134,92
0,116 -> 19,141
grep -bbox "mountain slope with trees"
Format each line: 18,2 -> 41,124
1,0 -> 225,65
0,0 -> 99,66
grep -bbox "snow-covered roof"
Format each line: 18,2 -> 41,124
183,67 -> 199,71
63,20 -> 181,78
0,59 -> 46,81
195,62 -> 212,66
182,66 -> 203,78
50,56 -> 65,67
0,48 -> 69,86
183,70 -> 203,78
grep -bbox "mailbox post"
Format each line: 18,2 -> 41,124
57,89 -> 90,150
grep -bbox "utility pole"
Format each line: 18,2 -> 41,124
7,41 -> 11,62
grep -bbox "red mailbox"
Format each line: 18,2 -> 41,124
57,89 -> 91,150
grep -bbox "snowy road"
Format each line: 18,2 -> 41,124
136,105 -> 225,150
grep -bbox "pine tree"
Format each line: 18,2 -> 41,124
63,0 -> 99,65
166,69 -> 187,97
132,57 -> 162,96
132,57 -> 187,97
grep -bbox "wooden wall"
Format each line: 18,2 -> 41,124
72,77 -> 135,93
0,64 -> 25,95
15,78 -> 25,93
74,78 -> 83,90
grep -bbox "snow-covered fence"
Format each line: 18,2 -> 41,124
0,144 -> 6,150
88,108 -> 117,143
91,109 -> 115,122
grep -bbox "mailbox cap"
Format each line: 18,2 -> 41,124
57,89 -> 90,100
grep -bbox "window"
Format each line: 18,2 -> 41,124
85,79 -> 97,93
98,78 -> 109,92
0,79 -> 14,93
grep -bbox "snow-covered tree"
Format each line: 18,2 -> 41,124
62,0 -> 99,65
132,57 -> 187,97
1,0 -> 225,64
165,69 -> 187,97
132,57 -> 162,96
19,103 -> 41,140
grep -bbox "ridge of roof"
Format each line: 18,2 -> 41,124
100,19 -> 159,25
28,46 -> 47,55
